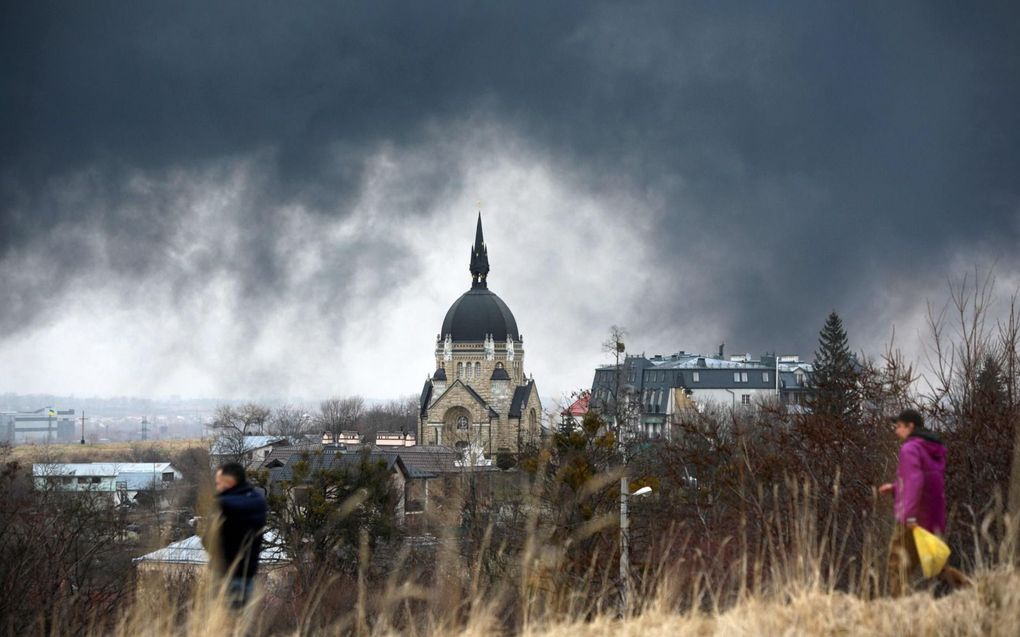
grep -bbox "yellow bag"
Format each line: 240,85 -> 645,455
912,526 -> 951,578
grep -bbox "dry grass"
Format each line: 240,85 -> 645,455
10,438 -> 207,463
529,568 -> 1019,636
108,563 -> 1020,637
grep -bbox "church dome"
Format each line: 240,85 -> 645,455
441,287 -> 520,342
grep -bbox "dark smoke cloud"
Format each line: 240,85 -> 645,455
2,2 -> 1019,395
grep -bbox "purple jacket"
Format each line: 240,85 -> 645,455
894,432 -> 947,534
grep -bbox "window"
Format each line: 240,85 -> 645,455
457,362 -> 464,379
733,372 -> 741,383
741,394 -> 751,405
474,362 -> 481,378
456,416 -> 469,430
77,477 -> 89,485
763,372 -> 769,383
162,472 -> 175,482
692,372 -> 700,382
741,372 -> 748,382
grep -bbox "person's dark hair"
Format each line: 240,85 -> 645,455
218,462 -> 247,484
891,408 -> 924,430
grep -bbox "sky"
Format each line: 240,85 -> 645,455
2,2 -> 1019,407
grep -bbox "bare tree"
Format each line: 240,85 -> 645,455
922,268 -> 1020,559
599,325 -> 640,438
317,396 -> 365,439
360,395 -> 418,442
268,405 -> 315,440
209,403 -> 272,463
211,403 -> 271,436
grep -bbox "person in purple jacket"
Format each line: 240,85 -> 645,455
879,409 -> 968,596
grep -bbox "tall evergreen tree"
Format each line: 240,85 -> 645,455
811,311 -> 860,419
975,355 -> 1007,410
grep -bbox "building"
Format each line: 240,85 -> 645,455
1,408 -> 76,443
134,531 -> 289,578
32,462 -> 183,506
590,351 -> 814,438
417,215 -> 543,455
322,430 -> 361,446
375,431 -> 416,447
210,435 -> 290,468
560,393 -> 591,430
267,449 -> 426,523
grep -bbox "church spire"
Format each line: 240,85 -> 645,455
469,212 -> 489,288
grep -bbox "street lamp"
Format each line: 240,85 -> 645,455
620,480 -> 653,613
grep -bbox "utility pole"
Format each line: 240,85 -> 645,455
80,411 -> 86,445
620,450 -> 631,613
606,326 -> 633,613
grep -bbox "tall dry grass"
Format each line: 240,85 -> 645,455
92,484 -> 1018,637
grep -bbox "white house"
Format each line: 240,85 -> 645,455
375,431 -> 416,448
134,531 -> 289,578
33,462 -> 183,505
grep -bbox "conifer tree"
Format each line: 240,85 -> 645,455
811,311 -> 860,419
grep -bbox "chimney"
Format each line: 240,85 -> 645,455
718,343 -> 725,358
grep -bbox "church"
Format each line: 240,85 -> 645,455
417,215 -> 543,455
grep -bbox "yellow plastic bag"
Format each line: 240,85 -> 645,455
913,526 -> 951,578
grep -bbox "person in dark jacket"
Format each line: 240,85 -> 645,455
210,462 -> 267,608
879,409 -> 968,596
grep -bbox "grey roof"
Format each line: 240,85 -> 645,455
432,367 -> 447,381
419,379 -> 433,417
441,287 -> 520,342
396,446 -> 462,474
268,451 -> 423,483
490,366 -> 510,381
509,381 -> 535,419
256,444 -> 320,470
33,463 -> 181,489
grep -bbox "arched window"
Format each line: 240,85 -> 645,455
457,362 -> 464,379
474,362 -> 481,379
456,415 -> 469,430
495,362 -> 503,369
528,409 -> 537,430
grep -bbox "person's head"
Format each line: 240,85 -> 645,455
215,462 -> 247,493
891,408 -> 924,441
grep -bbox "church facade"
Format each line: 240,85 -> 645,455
417,215 -> 542,455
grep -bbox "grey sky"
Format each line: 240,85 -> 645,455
2,2 -> 1019,404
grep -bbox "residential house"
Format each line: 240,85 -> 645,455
33,462 -> 183,506
591,350 -> 815,438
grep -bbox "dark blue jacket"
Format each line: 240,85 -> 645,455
214,482 -> 267,579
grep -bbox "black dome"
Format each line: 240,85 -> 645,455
441,287 -> 520,342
